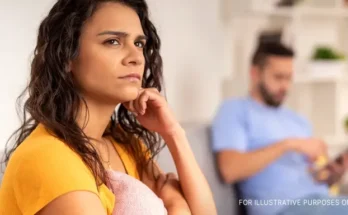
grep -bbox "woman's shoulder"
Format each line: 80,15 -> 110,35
5,124 -> 96,188
1,124 -> 113,215
9,124 -> 85,170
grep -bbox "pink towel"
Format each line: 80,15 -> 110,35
107,170 -> 168,215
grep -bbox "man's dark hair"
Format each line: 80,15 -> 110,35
252,42 -> 294,68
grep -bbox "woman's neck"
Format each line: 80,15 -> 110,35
76,98 -> 119,140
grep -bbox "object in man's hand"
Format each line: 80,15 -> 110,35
315,168 -> 330,181
311,156 -> 330,182
313,152 -> 348,186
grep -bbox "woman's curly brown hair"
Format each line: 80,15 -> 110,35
4,0 -> 164,185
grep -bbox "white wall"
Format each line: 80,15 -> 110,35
0,0 -> 56,150
147,0 -> 230,123
0,0 -> 230,149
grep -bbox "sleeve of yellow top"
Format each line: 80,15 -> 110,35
13,143 -> 100,215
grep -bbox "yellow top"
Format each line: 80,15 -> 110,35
0,124 -> 139,215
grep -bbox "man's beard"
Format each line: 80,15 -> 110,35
258,82 -> 284,108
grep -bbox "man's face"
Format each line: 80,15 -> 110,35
257,56 -> 293,107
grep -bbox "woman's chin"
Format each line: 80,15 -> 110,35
115,88 -> 140,103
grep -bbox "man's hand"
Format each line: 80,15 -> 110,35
287,138 -> 327,162
315,153 -> 348,186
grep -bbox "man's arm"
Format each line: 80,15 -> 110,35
217,140 -> 290,183
212,101 -> 327,184
217,138 -> 327,184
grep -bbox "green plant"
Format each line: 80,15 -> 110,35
312,46 -> 346,61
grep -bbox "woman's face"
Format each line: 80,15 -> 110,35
71,2 -> 146,104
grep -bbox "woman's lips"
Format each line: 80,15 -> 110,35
119,73 -> 141,82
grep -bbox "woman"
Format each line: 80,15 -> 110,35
0,0 -> 217,214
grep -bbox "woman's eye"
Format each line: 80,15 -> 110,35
105,39 -> 120,45
135,41 -> 145,48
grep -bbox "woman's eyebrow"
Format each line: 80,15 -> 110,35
97,30 -> 147,40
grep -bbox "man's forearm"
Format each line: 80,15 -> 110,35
162,128 -> 217,215
220,140 -> 293,183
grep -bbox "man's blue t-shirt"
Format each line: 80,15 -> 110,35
212,97 -> 329,215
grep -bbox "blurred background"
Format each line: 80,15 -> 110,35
2,0 -> 348,214
3,0 -> 348,161
223,0 -> 348,161
0,0 -> 228,147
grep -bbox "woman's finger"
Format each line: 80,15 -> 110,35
140,88 -> 164,111
122,100 -> 137,115
133,88 -> 145,115
130,88 -> 163,116
136,90 -> 149,115
147,87 -> 160,94
137,89 -> 162,114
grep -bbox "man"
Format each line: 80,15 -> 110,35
212,42 -> 348,215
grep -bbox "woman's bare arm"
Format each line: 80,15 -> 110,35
36,191 -> 106,215
162,128 -> 217,215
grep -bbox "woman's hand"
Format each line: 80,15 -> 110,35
123,88 -> 181,137
124,88 -> 217,215
154,173 -> 191,215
